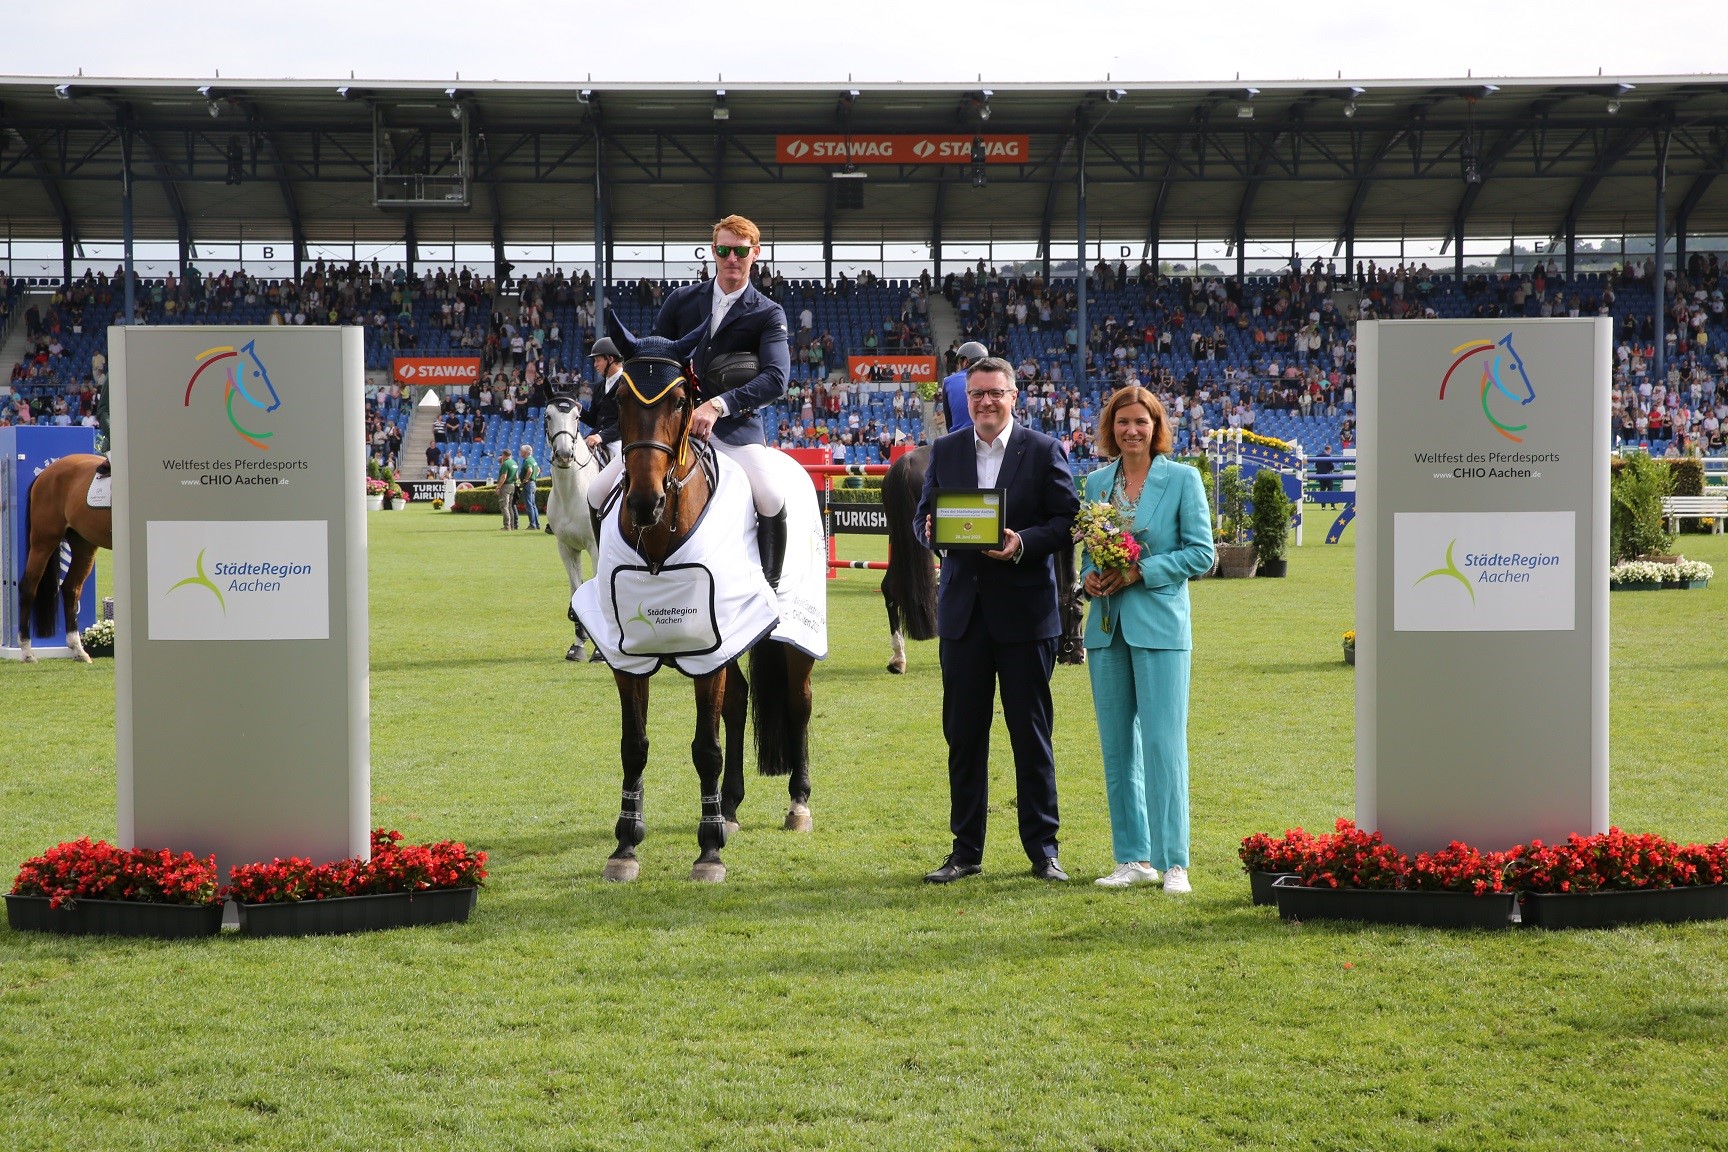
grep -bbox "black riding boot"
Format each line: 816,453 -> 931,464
589,503 -> 605,545
757,507 -> 789,591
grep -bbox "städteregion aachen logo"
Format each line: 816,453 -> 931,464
1440,333 -> 1535,444
184,339 -> 281,451
167,547 -> 227,613
1415,538 -> 1476,605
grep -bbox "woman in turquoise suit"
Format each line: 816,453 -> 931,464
1080,386 -> 1215,892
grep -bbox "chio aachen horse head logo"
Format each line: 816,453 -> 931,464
184,339 -> 282,450
1440,333 -> 1535,443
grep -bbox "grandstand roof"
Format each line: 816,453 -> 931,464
4,74 -> 1728,251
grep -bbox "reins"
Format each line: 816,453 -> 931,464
613,354 -> 718,562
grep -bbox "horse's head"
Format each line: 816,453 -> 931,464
543,394 -> 588,469
610,313 -> 704,530
1496,332 -> 1536,405
237,339 -> 281,413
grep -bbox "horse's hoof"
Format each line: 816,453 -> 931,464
76,652 -> 94,665
784,804 -> 813,833
20,652 -> 36,665
690,860 -> 727,883
723,819 -> 740,838
886,661 -> 905,674
566,644 -> 581,662
602,857 -> 640,883
588,649 -> 607,664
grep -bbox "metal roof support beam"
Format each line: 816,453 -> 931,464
931,176 -> 945,281
404,211 -> 416,278
1671,134 -> 1728,272
241,102 -> 306,281
125,116 -> 191,281
1075,113 -> 1089,389
1555,125 -> 1649,250
1038,133 -> 1074,279
822,180 -> 834,284
24,130 -> 75,285
1654,127 -> 1671,384
713,130 -> 727,222
591,115 -> 607,337
1564,217 -> 1577,280
120,119 -> 135,322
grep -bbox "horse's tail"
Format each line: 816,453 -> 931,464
881,452 -> 937,641
26,489 -> 62,639
748,640 -> 805,777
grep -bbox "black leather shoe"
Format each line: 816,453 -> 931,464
924,856 -> 982,884
1031,857 -> 1070,882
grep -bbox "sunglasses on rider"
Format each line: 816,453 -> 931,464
713,244 -> 754,259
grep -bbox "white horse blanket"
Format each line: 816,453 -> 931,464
573,448 -> 827,677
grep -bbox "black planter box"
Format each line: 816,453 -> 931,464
5,894 -> 223,939
1519,884 -> 1728,929
1248,870 -> 1297,906
1273,880 -> 1516,929
1257,558 -> 1288,578
238,887 -> 478,937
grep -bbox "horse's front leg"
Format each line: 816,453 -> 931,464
603,672 -> 650,882
719,658 -> 748,836
558,538 -> 588,661
690,667 -> 729,882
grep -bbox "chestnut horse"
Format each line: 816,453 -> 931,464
599,326 -> 816,884
18,454 -> 111,663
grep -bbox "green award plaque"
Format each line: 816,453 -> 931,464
932,488 -> 1006,549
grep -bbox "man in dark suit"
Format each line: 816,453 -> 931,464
914,357 -> 1080,883
650,214 -> 793,586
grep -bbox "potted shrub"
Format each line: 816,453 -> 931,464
1214,465 -> 1257,578
1250,469 -> 1292,577
7,839 -> 225,938
1610,451 -> 1674,562
1342,629 -> 1355,666
364,475 -> 388,511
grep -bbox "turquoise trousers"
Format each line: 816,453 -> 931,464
1087,633 -> 1191,870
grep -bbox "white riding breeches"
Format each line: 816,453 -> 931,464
587,438 -> 786,517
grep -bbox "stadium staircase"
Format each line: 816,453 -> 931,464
926,294 -> 960,434
399,398 -> 440,477
0,293 -> 54,381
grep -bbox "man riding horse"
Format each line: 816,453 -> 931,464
587,214 -> 791,590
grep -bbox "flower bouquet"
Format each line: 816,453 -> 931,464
1073,500 -> 1142,634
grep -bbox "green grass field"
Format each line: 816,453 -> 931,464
3,509 -> 1726,1151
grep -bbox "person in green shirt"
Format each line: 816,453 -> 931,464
496,452 -> 520,530
517,444 -> 540,531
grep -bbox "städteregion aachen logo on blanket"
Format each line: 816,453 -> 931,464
184,339 -> 282,451
1440,333 -> 1536,444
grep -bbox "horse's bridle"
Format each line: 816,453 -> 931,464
616,354 -> 715,539
544,397 -> 593,470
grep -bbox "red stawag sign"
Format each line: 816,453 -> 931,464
393,357 -> 481,386
848,356 -> 938,381
776,135 -> 1030,165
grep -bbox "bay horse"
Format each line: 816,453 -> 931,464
542,395 -> 604,661
17,454 -> 111,663
878,444 -> 1088,672
598,325 -> 816,883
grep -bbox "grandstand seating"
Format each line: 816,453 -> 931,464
6,264 -> 1726,480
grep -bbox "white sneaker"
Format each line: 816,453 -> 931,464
1162,866 -> 1191,893
1095,862 -> 1159,888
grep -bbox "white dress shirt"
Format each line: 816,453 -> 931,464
973,418 -> 1014,488
710,280 -> 748,336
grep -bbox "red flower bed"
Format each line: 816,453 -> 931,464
1241,821 -> 1728,896
1238,826 -> 1317,873
10,838 -> 222,909
226,829 -> 487,904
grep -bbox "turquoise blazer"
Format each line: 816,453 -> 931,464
1079,455 -> 1215,651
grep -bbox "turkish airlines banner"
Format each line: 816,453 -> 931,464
848,355 -> 938,381
776,135 -> 1031,165
393,357 -> 481,386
